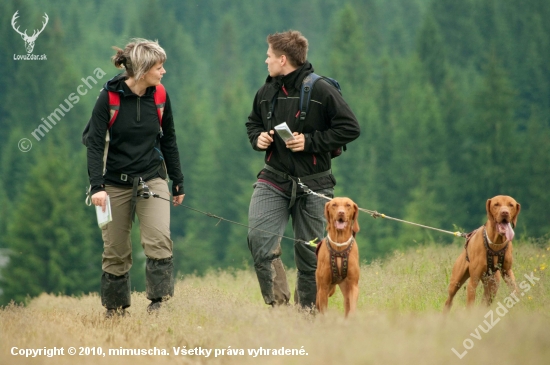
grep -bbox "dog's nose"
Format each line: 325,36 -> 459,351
337,209 -> 345,216
501,210 -> 510,217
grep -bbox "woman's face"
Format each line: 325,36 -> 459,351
142,61 -> 166,86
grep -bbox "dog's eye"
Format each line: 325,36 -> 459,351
494,203 -> 500,207
346,203 -> 351,207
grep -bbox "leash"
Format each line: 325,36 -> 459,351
136,180 -> 314,246
113,179 -> 465,248
297,179 -> 467,238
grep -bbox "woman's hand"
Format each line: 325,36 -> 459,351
173,185 -> 185,206
92,191 -> 108,212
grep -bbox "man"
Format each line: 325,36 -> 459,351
245,30 -> 360,309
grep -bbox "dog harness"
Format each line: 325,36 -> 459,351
482,228 -> 509,276
464,227 -> 509,276
325,234 -> 355,284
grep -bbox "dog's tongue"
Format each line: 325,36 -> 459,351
497,223 -> 514,242
335,220 -> 347,230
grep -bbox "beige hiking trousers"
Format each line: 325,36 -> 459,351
101,178 -> 173,276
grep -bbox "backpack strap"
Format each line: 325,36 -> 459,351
153,84 -> 166,127
101,91 -> 121,174
107,91 -> 120,129
154,84 -> 166,137
299,73 -> 322,122
299,73 -> 342,122
264,87 -> 278,132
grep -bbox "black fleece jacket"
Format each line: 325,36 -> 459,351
246,61 -> 360,194
87,74 -> 184,195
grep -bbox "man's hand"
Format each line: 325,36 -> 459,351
257,130 -> 275,150
286,132 -> 305,152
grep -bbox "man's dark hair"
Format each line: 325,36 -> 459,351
267,30 -> 308,67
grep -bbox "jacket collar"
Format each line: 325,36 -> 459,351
103,73 -> 155,97
266,61 -> 314,91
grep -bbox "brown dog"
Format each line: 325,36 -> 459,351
444,195 -> 521,312
316,197 -> 360,317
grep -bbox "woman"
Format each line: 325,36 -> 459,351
87,38 -> 184,317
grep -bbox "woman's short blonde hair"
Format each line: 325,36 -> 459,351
111,38 -> 166,81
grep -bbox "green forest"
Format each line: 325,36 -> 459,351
1,0 -> 549,304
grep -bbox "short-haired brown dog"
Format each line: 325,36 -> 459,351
444,195 -> 521,312
316,197 -> 360,317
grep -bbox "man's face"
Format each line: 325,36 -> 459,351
265,45 -> 284,77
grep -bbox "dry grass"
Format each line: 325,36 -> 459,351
1,242 -> 549,365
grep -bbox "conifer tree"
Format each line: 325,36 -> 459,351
0,0 -> 31,147
519,107 -> 550,237
430,0 -> 483,67
328,4 -> 369,91
176,19 -> 256,272
327,3 -> 370,194
0,135 -> 100,305
457,54 -> 519,228
416,13 -> 448,90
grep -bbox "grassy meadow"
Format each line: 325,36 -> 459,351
1,241 -> 549,365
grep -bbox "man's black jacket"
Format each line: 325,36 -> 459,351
246,61 -> 360,194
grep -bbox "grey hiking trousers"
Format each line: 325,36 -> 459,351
247,182 -> 333,308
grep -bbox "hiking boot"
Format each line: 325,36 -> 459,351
105,308 -> 128,319
147,299 -> 162,314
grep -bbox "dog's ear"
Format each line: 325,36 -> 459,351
352,203 -> 360,234
512,202 -> 521,228
324,201 -> 331,231
486,199 -> 494,223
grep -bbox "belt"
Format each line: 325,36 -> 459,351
104,164 -> 164,221
262,164 -> 332,208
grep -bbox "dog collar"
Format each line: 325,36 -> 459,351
483,228 -> 495,245
326,233 -> 354,247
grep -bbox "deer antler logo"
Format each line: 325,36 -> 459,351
11,11 -> 49,54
